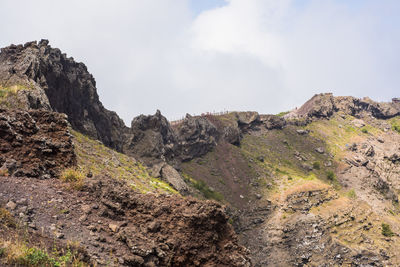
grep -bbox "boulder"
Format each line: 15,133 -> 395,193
175,114 -> 218,161
235,112 -> 260,125
295,93 -> 336,119
351,119 -> 365,128
161,164 -> 189,194
260,114 -> 286,130
123,110 -> 177,164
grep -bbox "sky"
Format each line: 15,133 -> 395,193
1,0 -> 399,123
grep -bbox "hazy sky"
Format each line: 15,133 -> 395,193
1,0 -> 399,123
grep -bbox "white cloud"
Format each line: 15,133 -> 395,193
0,0 -> 399,123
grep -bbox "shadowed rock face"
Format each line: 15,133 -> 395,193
0,40 -> 127,151
123,110 -> 177,164
175,114 -> 219,161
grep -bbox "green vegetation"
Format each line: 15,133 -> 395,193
381,223 -> 395,237
389,117 -> 400,134
313,161 -> 321,170
306,114 -> 382,159
0,169 -> 8,177
72,130 -> 177,194
0,208 -> 15,228
193,180 -> 223,202
0,242 -> 85,267
326,170 -> 335,181
276,111 -> 289,117
347,189 -> 356,199
60,168 -> 85,190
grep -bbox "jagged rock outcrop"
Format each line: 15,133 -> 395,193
150,162 -> 190,194
334,96 -> 400,119
0,40 -> 127,151
123,110 -> 177,164
0,108 -> 76,178
175,114 -> 219,161
289,93 -> 400,121
294,93 -> 336,119
259,114 -> 286,130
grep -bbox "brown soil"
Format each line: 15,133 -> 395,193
0,109 -> 76,178
0,175 -> 251,266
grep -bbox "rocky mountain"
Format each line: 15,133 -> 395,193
1,41 -> 400,266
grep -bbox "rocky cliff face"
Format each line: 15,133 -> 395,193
289,93 -> 400,121
0,41 -> 273,168
0,40 -> 127,151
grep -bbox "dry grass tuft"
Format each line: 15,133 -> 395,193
60,168 -> 85,190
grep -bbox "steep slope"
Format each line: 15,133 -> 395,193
0,41 -> 251,267
181,95 -> 400,266
0,120 -> 251,266
2,41 -> 400,266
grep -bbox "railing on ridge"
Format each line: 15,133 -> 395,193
170,111 -> 231,126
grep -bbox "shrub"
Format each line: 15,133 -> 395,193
0,241 -> 85,267
361,128 -> 368,134
326,171 -> 335,181
393,125 -> 400,134
0,168 -> 9,177
0,208 -> 15,227
193,180 -> 223,202
60,168 -> 84,190
347,189 -> 356,199
23,247 -> 50,266
312,161 -> 321,170
382,223 -> 395,237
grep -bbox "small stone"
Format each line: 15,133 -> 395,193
109,223 -> 119,233
6,201 -> 17,210
255,194 -> 262,199
55,232 -> 64,239
302,163 -> 313,171
87,225 -> 97,231
81,204 -> 92,215
79,215 -> 87,222
147,221 -> 161,233
351,119 -> 365,128
239,195 -> 244,199
16,198 -> 27,205
296,129 -> 308,135
41,174 -> 51,179
315,147 -> 324,154
324,161 -> 332,167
